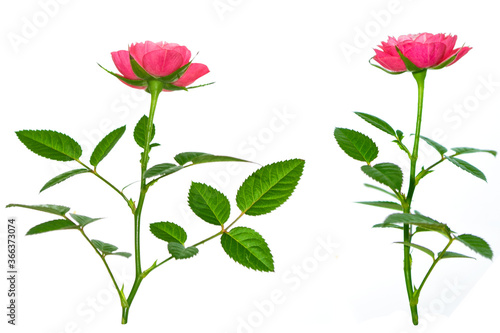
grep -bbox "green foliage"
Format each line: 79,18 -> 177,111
363,183 -> 398,199
394,241 -> 434,259
357,201 -> 402,211
188,182 -> 230,226
16,130 -> 82,161
26,219 -> 77,235
6,203 -> 70,217
91,239 -> 118,253
384,213 -> 451,237
451,147 -> 497,157
144,163 -> 183,178
236,159 -> 304,216
168,243 -> 199,260
150,222 -> 187,244
438,251 -> 475,260
354,112 -> 396,136
40,169 -> 89,192
420,136 -> 447,156
445,156 -> 487,181
174,152 -> 250,166
456,234 -> 493,259
221,227 -> 274,272
334,128 -> 378,163
361,163 -> 403,191
134,115 -> 156,149
91,239 -> 130,258
90,126 -> 126,167
69,213 -> 102,227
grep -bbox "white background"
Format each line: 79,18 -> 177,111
1,0 -> 499,332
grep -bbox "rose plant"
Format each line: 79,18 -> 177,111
335,33 -> 495,325
7,41 -> 304,324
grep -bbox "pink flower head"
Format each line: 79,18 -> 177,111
105,41 -> 210,91
372,33 -> 471,73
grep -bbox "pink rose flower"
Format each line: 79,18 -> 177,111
108,41 -> 209,91
373,33 -> 471,73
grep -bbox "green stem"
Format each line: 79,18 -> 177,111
403,69 -> 427,326
76,159 -> 134,213
414,238 -> 454,302
123,80 -> 163,325
78,228 -> 126,307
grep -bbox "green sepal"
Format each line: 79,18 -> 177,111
368,57 -> 405,75
395,46 -> 422,72
98,63 -> 147,87
129,55 -> 154,80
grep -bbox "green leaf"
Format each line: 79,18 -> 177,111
16,130 -> 82,161
221,227 -> 274,272
188,182 -> 230,226
456,234 -> 493,260
90,126 -> 126,167
384,213 -> 451,237
174,152 -> 251,166
451,147 -> 497,157
445,156 -> 486,181
357,201 -> 402,211
144,163 -> 184,178
134,115 -> 156,149
69,213 -> 102,227
174,152 -> 208,165
420,135 -> 447,156
363,183 -> 398,199
438,251 -> 475,260
168,243 -> 199,260
372,223 -> 404,230
150,222 -> 187,244
40,169 -> 89,193
394,241 -> 435,259
334,128 -> 378,163
91,239 -> 118,254
191,154 -> 251,165
26,219 -> 77,235
396,130 -> 404,141
361,163 -> 403,191
108,252 -> 132,258
6,204 -> 70,217
354,112 -> 396,136
236,159 -> 304,216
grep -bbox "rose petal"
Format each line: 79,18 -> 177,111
142,49 -> 184,77
400,42 -> 446,68
129,41 -> 164,66
447,46 -> 472,66
441,34 -> 458,59
111,50 -> 139,80
172,46 -> 191,66
373,49 -> 406,72
172,63 -> 209,87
